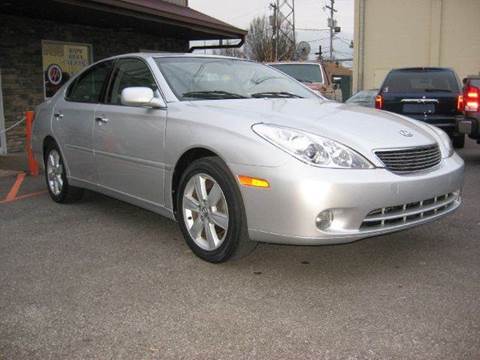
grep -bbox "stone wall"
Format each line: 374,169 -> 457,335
0,14 -> 188,153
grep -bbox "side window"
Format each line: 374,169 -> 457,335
107,59 -> 157,105
66,61 -> 113,103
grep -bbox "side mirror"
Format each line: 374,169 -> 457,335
121,87 -> 166,109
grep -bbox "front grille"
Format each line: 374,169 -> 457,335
360,191 -> 460,230
375,144 -> 441,173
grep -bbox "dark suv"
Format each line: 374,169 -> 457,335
376,67 -> 464,148
458,75 -> 480,144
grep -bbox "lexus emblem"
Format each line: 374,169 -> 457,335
399,130 -> 413,137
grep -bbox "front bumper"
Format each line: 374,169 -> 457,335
230,153 -> 464,245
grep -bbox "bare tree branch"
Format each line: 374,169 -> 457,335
244,16 -> 295,62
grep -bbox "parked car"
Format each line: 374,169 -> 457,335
267,62 -> 340,100
32,54 -> 464,263
346,89 -> 378,107
376,67 -> 465,148
457,75 -> 480,143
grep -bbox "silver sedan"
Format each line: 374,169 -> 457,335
32,54 -> 464,262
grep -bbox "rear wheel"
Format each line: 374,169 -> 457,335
452,133 -> 465,149
176,157 -> 256,263
44,143 -> 84,203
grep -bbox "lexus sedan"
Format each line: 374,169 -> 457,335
32,54 -> 464,263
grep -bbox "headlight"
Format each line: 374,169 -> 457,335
427,125 -> 453,158
252,124 -> 374,169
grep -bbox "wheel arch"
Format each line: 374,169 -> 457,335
42,135 -> 71,177
42,135 -> 58,160
171,147 -> 228,216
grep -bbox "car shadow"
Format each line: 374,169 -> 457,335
78,188 -> 461,286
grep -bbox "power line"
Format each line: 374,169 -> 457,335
296,27 -> 330,32
334,37 -> 351,46
304,37 -> 330,43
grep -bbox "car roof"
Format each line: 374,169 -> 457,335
391,67 -> 454,72
104,52 -> 249,61
267,62 -> 321,65
351,89 -> 378,95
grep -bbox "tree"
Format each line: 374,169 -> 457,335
244,15 -> 295,62
212,41 -> 246,58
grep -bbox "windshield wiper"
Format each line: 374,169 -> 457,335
424,88 -> 452,92
252,76 -> 284,85
182,90 -> 247,99
297,79 -> 313,83
251,91 -> 303,98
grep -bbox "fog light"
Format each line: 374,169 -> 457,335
316,210 -> 333,230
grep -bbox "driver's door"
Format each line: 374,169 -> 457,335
93,58 -> 167,205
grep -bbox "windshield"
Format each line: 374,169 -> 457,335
382,69 -> 460,93
155,57 -> 316,101
269,64 -> 324,84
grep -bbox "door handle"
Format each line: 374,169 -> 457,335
54,113 -> 63,120
95,116 -> 109,124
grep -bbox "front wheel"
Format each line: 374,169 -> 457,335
176,157 -> 256,263
44,144 -> 84,203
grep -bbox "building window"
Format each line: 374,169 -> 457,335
42,40 -> 93,99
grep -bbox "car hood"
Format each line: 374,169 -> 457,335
187,98 -> 438,158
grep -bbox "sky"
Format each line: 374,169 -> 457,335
189,0 -> 354,60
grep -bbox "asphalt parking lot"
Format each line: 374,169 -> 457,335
1,140 -> 479,360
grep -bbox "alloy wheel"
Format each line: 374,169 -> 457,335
182,173 -> 229,251
46,149 -> 64,196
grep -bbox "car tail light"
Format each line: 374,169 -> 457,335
464,85 -> 479,112
375,95 -> 383,109
457,95 -> 464,112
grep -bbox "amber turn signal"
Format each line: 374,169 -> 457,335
238,175 -> 270,188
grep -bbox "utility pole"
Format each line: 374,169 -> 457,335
325,0 -> 337,60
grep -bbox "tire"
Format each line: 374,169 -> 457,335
452,133 -> 465,149
176,157 -> 257,263
44,143 -> 84,203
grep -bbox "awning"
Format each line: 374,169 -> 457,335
0,0 -> 247,41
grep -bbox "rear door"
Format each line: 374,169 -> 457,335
381,69 -> 460,125
93,57 -> 167,205
52,60 -> 113,183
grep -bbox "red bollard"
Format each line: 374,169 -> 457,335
25,111 -> 39,176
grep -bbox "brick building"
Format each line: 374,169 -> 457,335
0,0 -> 246,154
